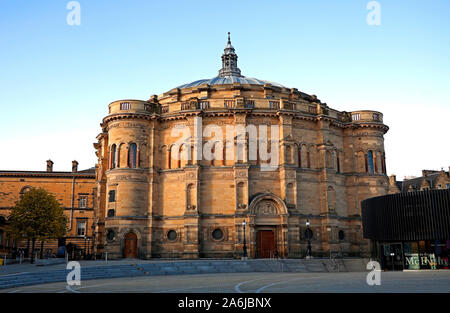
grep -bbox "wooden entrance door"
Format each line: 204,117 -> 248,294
124,232 -> 137,258
257,230 -> 275,258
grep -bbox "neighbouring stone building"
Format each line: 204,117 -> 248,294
92,34 -> 390,259
0,160 -> 95,257
388,167 -> 450,194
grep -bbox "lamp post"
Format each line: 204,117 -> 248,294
306,220 -> 312,259
390,251 -> 395,271
242,221 -> 248,260
84,235 -> 87,259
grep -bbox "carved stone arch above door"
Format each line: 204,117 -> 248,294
249,193 -> 288,218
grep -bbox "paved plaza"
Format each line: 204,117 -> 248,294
1,270 -> 449,293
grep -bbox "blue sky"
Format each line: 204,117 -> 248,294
0,0 -> 449,179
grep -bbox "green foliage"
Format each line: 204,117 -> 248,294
9,187 -> 67,241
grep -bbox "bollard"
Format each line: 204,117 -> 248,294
105,252 -> 108,262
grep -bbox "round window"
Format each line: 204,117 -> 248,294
107,209 -> 115,217
338,230 -> 345,241
106,229 -> 115,242
212,228 -> 224,240
167,230 -> 177,241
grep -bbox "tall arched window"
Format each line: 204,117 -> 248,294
180,144 -> 188,168
237,182 -> 245,206
110,144 -> 116,169
128,143 -> 137,168
367,150 -> 374,174
170,144 -> 179,169
286,145 -> 292,164
297,145 -> 301,168
364,153 -> 368,172
187,183 -> 196,209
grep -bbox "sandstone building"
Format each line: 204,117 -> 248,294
93,34 -> 390,259
0,160 -> 95,257
388,167 -> 450,194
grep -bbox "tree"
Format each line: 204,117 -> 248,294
9,187 -> 67,263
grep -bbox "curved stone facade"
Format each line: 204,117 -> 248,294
93,35 -> 390,259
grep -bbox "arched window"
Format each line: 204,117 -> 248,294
169,144 -> 180,169
180,144 -> 188,168
364,153 -> 368,172
367,150 -> 374,174
237,182 -> 245,206
187,184 -> 196,209
286,145 -> 292,164
297,145 -> 301,167
128,143 -> 137,168
110,144 -> 116,169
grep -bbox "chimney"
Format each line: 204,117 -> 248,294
46,160 -> 54,172
389,174 -> 396,185
72,160 -> 79,173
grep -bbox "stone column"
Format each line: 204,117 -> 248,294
183,166 -> 200,258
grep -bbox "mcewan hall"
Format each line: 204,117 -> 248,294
2,34 -> 447,267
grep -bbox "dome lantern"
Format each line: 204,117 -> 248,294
218,32 -> 242,77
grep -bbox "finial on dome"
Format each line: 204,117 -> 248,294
218,32 -> 242,77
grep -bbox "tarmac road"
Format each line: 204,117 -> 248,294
1,270 -> 450,293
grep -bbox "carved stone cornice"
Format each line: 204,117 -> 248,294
101,108 -> 388,135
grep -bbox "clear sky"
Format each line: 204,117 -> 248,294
0,0 -> 449,179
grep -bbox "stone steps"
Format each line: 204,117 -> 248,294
0,259 -> 367,290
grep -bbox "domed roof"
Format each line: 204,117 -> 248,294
175,33 -> 287,90
177,75 -> 286,89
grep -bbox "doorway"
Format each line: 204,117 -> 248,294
124,232 -> 137,258
381,243 -> 403,271
257,230 -> 275,258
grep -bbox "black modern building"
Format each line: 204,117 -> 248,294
362,189 -> 450,270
